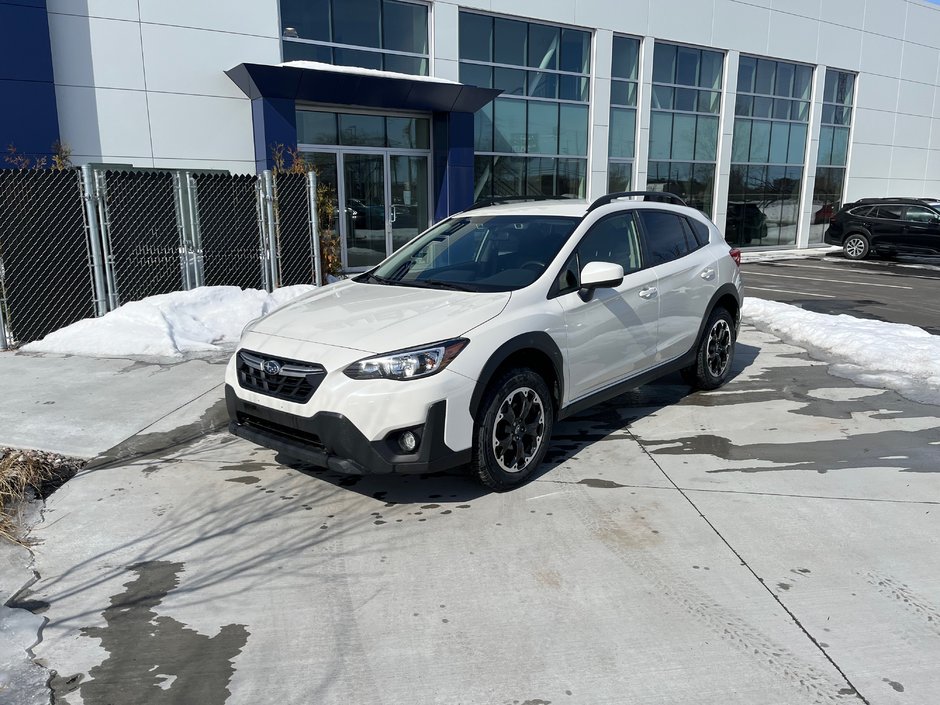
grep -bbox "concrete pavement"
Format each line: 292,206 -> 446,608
7,326 -> 938,705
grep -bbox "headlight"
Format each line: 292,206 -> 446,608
344,339 -> 469,381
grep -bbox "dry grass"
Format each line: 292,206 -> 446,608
0,448 -> 83,544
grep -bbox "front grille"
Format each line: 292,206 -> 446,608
237,350 -> 326,403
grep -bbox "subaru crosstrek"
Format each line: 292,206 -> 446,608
227,192 -> 743,491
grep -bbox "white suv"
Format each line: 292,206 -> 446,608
227,192 -> 743,490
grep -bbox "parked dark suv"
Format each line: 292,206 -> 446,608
824,197 -> 940,259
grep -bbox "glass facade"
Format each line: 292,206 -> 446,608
728,56 -> 812,247
648,42 -> 723,214
810,70 -> 856,243
280,0 -> 429,75
608,36 -> 640,192
459,11 -> 591,201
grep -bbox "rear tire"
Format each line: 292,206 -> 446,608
473,368 -> 554,491
843,233 -> 870,260
684,307 -> 736,391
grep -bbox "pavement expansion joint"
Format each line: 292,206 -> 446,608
628,428 -> 874,705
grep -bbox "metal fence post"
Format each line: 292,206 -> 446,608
92,169 -> 120,310
186,173 -> 205,288
173,171 -> 194,291
256,175 -> 271,292
0,288 -> 10,350
307,171 -> 322,287
261,170 -> 278,291
80,165 -> 110,317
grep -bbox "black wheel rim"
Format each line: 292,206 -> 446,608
706,319 -> 732,378
491,387 -> 545,473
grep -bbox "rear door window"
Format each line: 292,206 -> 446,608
636,209 -> 694,265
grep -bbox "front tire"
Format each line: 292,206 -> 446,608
684,308 -> 736,390
473,368 -> 554,491
843,233 -> 870,260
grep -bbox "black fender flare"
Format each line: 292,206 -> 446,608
693,283 -> 743,345
468,332 -> 565,419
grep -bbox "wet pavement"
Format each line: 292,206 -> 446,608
8,326 -> 940,704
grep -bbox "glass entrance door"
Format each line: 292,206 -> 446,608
389,155 -> 430,251
343,153 -> 387,268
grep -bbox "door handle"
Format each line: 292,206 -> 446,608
700,268 -> 716,280
638,287 -> 657,299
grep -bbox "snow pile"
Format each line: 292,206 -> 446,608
744,297 -> 940,406
740,247 -> 838,263
22,285 -> 316,359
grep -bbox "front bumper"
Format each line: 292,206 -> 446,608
226,385 -> 471,475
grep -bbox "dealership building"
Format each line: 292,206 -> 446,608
5,0 -> 940,268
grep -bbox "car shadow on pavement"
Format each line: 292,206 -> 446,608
283,341 -> 761,500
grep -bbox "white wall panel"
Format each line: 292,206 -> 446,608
855,73 -> 899,112
925,151 -> 940,181
899,42 -> 940,87
897,79 -> 936,118
849,143 -> 894,178
815,23 -> 862,71
845,176 -> 890,199
433,2 -> 460,63
141,24 -> 279,99
863,0 -> 906,39
648,0 -> 716,47
46,0 -> 139,21
903,2 -> 940,50
889,146 -> 928,179
771,0 -> 819,20
55,86 -> 153,163
765,10 -> 818,64
929,119 -> 940,149
139,0 -> 278,37
49,14 -> 145,90
575,0 -> 649,34
147,93 -> 254,164
859,33 -> 902,79
712,0 -> 769,55
819,0 -> 863,29
852,107 -> 898,146
893,114 -> 932,149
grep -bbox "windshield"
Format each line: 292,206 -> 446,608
361,215 -> 579,292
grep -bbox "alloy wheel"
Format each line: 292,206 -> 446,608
706,319 -> 733,378
491,387 -> 545,473
845,236 -> 867,259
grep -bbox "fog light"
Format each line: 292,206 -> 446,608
398,431 -> 418,453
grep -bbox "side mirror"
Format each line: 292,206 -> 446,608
579,261 -> 624,301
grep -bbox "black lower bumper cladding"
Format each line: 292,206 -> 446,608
225,385 -> 470,475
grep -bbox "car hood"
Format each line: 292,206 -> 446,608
250,280 -> 511,353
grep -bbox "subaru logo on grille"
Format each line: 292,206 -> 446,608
262,359 -> 282,376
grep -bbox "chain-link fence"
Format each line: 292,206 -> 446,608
0,166 -> 324,350
0,169 -> 96,348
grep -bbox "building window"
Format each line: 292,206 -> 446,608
280,0 -> 429,76
810,70 -> 855,243
608,36 -> 639,192
647,42 -> 724,214
727,56 -> 812,247
459,11 -> 591,201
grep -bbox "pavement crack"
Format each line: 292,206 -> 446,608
627,428 -> 873,705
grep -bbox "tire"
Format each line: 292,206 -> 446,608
843,233 -> 870,260
684,308 -> 736,391
473,368 -> 554,491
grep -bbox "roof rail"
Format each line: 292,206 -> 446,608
853,196 -> 938,205
467,195 -> 562,210
586,191 -> 688,213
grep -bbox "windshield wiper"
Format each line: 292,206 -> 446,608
406,279 -> 477,292
358,272 -> 401,286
